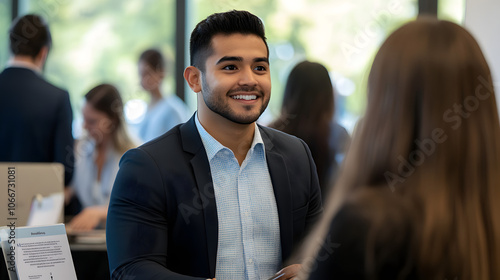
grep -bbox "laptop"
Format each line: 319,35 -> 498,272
0,163 -> 64,227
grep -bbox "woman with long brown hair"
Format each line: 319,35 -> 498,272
301,17 -> 500,280
269,61 -> 350,196
67,84 -> 136,231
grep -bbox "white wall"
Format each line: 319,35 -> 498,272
464,0 -> 500,115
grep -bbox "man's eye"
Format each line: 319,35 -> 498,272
254,65 -> 267,71
222,65 -> 237,70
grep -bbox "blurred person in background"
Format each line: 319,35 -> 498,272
0,14 -> 74,186
0,14 -> 74,279
300,17 -> 500,280
137,48 -> 189,142
67,84 -> 136,231
269,61 -> 350,199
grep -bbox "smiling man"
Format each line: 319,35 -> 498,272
106,10 -> 322,280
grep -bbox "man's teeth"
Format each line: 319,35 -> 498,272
232,95 -> 257,100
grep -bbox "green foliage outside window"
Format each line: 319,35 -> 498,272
23,0 -> 176,119
438,0 -> 465,23
3,0 -> 427,131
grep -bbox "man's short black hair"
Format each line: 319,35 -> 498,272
189,10 -> 268,71
9,14 -> 52,58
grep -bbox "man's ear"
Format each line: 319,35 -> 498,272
184,66 -> 202,93
35,46 -> 49,69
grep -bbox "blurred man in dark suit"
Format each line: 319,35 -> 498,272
0,14 -> 74,186
0,14 -> 75,280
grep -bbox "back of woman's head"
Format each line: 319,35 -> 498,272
281,61 -> 334,120
85,84 -> 135,153
357,16 -> 500,187
339,17 -> 500,279
272,61 -> 335,189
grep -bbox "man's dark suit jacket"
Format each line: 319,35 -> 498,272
107,115 -> 323,280
0,67 -> 74,185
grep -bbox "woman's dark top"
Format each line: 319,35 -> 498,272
309,189 -> 418,280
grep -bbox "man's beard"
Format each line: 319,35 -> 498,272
201,76 -> 269,124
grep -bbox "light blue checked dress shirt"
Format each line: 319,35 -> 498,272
195,114 -> 282,280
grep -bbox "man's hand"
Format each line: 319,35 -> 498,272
269,264 -> 302,280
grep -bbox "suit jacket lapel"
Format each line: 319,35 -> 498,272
260,126 -> 294,260
180,115 -> 218,276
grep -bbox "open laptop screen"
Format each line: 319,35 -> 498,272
0,163 -> 64,228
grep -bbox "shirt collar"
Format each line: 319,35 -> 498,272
7,59 -> 42,74
194,112 -> 264,161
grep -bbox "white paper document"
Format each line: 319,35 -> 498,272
0,223 -> 77,280
26,192 -> 64,227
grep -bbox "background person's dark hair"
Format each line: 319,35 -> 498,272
9,14 -> 52,58
269,61 -> 335,192
189,10 -> 268,71
139,48 -> 165,72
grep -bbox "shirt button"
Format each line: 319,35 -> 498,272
249,258 -> 253,264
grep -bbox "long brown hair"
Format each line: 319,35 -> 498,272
301,17 -> 500,279
269,61 -> 335,190
85,84 -> 136,154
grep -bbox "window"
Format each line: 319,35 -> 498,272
9,0 -> 422,133
438,0 -> 466,23
21,0 -> 176,135
189,0 -> 418,131
0,1 -> 10,66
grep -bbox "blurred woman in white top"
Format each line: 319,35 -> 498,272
68,84 -> 136,231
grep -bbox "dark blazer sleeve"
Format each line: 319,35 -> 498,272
53,90 -> 74,186
106,148 -> 206,280
300,139 -> 323,233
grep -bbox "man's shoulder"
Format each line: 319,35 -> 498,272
258,125 -> 316,167
137,124 -> 185,156
259,125 -> 306,149
31,74 -> 68,96
0,67 -> 68,96
121,122 -> 198,175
